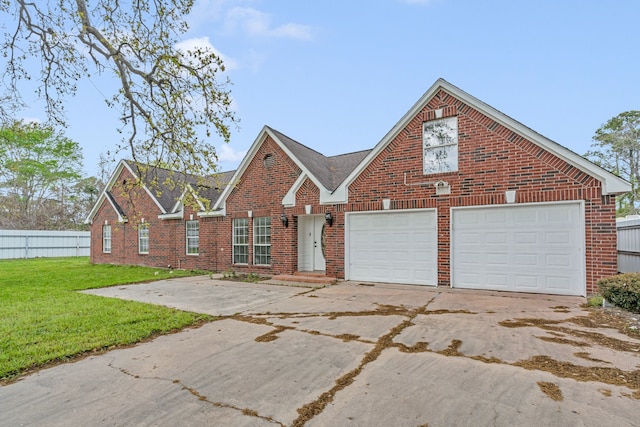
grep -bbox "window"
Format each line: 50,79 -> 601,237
103,225 -> 111,253
253,216 -> 271,266
423,116 -> 458,174
233,218 -> 249,264
138,223 -> 149,254
186,220 -> 199,255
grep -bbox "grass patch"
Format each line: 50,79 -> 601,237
0,257 -> 211,381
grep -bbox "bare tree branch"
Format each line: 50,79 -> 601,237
1,0 -> 237,184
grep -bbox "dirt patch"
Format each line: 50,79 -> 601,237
255,326 -> 289,342
535,335 -> 590,347
335,334 -> 361,342
537,381 -> 563,401
581,306 -> 640,338
437,339 -> 464,357
397,342 -> 430,353
515,355 -> 640,395
499,316 -> 640,353
327,304 -> 412,320
573,352 -> 611,364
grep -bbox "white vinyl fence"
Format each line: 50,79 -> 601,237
617,216 -> 640,273
0,230 -> 90,259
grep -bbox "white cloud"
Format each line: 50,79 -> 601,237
225,7 -> 312,40
217,144 -> 247,162
175,36 -> 238,70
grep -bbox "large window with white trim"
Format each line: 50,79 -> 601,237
138,223 -> 149,254
233,218 -> 249,264
186,220 -> 199,255
423,116 -> 458,174
253,216 -> 271,266
103,225 -> 111,253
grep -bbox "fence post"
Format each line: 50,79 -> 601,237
24,235 -> 29,259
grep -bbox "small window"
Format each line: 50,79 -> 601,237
423,116 -> 458,174
233,218 -> 249,264
253,216 -> 271,266
103,225 -> 111,253
138,223 -> 149,254
186,220 -> 199,255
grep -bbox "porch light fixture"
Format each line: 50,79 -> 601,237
324,211 -> 333,227
280,213 -> 289,228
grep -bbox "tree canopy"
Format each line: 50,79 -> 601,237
1,0 -> 236,181
0,121 -> 94,229
586,110 -> 640,216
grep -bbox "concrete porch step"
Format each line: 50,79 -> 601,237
269,272 -> 337,285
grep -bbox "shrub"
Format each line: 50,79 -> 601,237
597,273 -> 640,314
587,294 -> 604,307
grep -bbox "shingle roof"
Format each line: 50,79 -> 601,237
124,160 -> 235,213
267,127 -> 370,191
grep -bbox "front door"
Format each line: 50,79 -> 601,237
298,215 -> 326,272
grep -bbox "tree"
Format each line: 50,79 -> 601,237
0,120 -> 83,229
1,0 -> 236,183
585,111 -> 640,216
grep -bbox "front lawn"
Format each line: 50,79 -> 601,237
0,257 -> 211,381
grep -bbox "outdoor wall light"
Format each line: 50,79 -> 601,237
280,213 -> 289,228
324,211 -> 333,227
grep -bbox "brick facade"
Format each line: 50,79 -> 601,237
88,80 -> 627,295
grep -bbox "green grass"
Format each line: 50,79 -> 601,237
0,257 -> 212,381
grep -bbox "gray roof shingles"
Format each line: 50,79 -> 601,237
123,127 -> 367,211
124,160 -> 235,213
267,127 -> 370,191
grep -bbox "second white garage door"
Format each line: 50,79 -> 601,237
451,202 -> 585,296
347,210 -> 437,286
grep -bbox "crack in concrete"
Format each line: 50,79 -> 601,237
223,293 -> 640,425
289,293 -> 441,427
107,362 -> 285,426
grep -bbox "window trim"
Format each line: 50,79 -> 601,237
253,216 -> 271,266
232,218 -> 249,265
186,220 -> 200,256
102,225 -> 111,253
423,115 -> 459,175
138,223 -> 149,254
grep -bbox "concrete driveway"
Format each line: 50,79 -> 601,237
1,277 -> 639,427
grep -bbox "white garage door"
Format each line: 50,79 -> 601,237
347,210 -> 437,286
451,202 -> 585,296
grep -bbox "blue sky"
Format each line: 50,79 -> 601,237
12,0 -> 640,176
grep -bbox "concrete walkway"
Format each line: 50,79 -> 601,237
1,277 -> 639,426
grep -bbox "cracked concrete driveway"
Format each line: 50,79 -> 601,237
1,277 -> 639,427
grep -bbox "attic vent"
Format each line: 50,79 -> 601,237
263,153 -> 275,169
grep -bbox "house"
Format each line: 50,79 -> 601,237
86,78 -> 631,296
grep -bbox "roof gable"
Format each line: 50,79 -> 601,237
336,78 -> 630,200
213,126 -> 368,209
85,160 -> 235,223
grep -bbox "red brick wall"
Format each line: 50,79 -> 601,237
90,167 -> 220,271
219,136 -> 302,275
90,91 -> 619,294
346,89 -> 617,293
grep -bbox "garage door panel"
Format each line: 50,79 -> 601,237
486,253 -> 507,265
452,203 -> 585,296
487,274 -> 508,287
348,210 -> 437,286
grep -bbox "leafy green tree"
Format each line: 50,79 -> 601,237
1,0 -> 236,181
586,111 -> 640,216
0,121 -> 83,229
